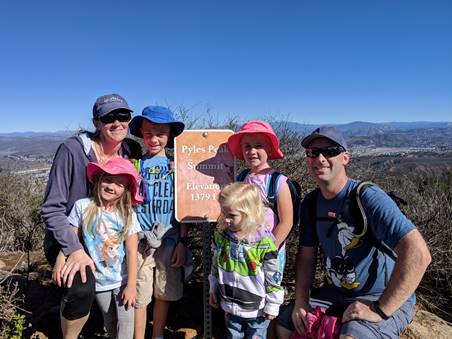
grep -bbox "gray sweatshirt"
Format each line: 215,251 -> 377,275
41,133 -> 141,257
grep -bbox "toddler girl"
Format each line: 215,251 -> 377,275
209,182 -> 284,338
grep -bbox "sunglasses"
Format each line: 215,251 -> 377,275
305,146 -> 346,158
97,111 -> 131,124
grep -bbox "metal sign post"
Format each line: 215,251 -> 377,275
174,130 -> 235,338
202,220 -> 213,338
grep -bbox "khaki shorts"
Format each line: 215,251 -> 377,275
135,240 -> 184,308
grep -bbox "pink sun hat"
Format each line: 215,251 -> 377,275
227,120 -> 284,160
87,158 -> 143,205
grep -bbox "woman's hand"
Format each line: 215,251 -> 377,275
52,251 -> 67,287
60,248 -> 96,288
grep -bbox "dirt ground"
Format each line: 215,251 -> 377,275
2,239 -> 452,339
0,228 -> 300,338
0,250 -> 232,339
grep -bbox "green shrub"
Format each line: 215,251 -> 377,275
0,282 -> 25,339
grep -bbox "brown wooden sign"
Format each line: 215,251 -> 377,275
174,130 -> 235,223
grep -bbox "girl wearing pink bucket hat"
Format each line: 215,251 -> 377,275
227,120 -> 293,266
227,120 -> 284,160
55,157 -> 143,339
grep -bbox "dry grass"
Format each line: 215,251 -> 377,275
0,173 -> 45,252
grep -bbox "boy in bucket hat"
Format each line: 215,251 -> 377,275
129,106 -> 191,339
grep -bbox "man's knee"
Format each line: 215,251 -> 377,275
275,323 -> 293,339
275,301 -> 295,339
341,302 -> 413,339
61,270 -> 95,320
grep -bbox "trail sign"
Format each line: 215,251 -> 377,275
174,129 -> 235,223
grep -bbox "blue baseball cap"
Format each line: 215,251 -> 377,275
129,105 -> 185,147
301,125 -> 348,150
92,94 -> 132,117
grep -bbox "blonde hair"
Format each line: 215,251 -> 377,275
217,182 -> 266,238
83,172 -> 134,240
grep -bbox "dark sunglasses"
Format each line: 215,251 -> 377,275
305,146 -> 346,158
97,111 -> 131,124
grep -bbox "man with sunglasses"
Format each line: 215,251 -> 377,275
276,126 -> 431,339
42,93 -> 141,338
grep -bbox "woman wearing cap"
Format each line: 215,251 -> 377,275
41,93 -> 141,339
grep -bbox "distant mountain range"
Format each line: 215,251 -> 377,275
0,130 -> 73,138
282,121 -> 452,148
2,121 -> 450,138
284,121 -> 451,134
0,121 -> 451,158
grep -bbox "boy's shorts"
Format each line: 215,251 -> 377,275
135,240 -> 184,308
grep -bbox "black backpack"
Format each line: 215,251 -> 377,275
237,169 -> 302,228
304,181 -> 407,261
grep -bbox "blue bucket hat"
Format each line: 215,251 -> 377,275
129,105 -> 185,148
92,94 -> 132,118
301,125 -> 348,150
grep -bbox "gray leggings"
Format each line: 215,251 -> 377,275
96,286 -> 134,339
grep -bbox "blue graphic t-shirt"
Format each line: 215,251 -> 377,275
68,198 -> 141,291
300,179 -> 416,303
135,154 -> 179,242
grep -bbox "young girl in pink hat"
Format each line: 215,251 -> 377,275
54,157 -> 143,339
228,120 -> 293,260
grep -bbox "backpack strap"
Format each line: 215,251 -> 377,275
267,171 -> 282,214
236,168 -> 251,182
305,183 -> 397,261
131,158 -> 142,173
167,155 -> 175,179
305,188 -> 320,228
305,187 -> 333,223
134,158 -> 146,202
352,181 -> 397,261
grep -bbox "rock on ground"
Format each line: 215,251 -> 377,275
402,310 -> 452,339
175,327 -> 198,338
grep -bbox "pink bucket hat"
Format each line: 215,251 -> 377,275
87,158 -> 143,205
227,120 -> 284,160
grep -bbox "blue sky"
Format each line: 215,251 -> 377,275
1,0 -> 451,133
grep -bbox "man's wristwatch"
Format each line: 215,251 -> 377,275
371,300 -> 389,320
179,237 -> 190,247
